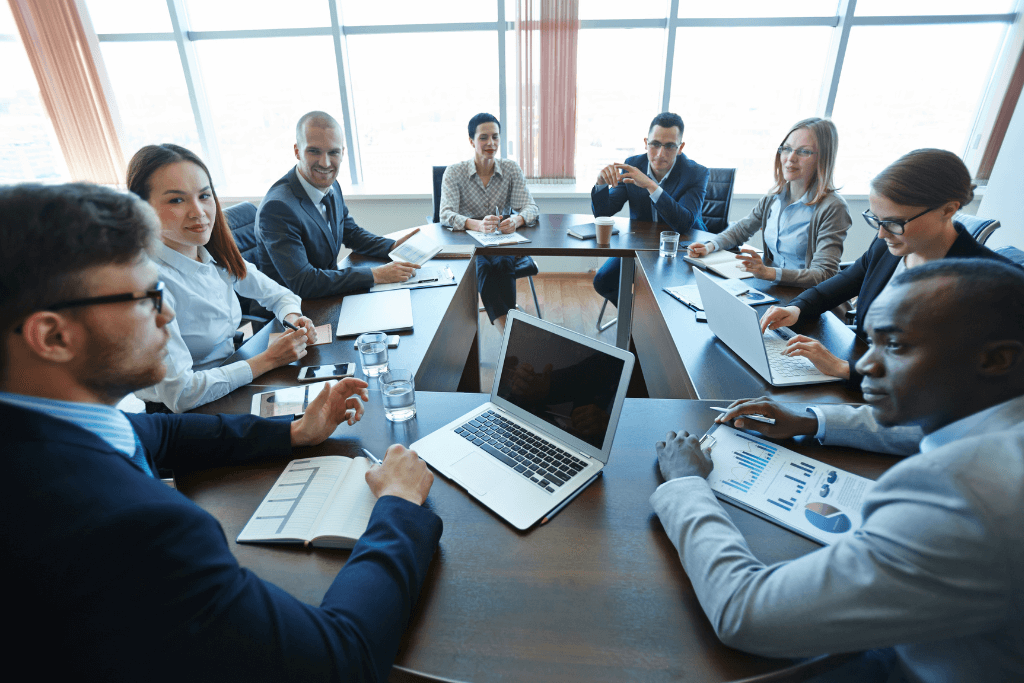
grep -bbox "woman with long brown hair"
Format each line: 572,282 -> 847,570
688,117 -> 851,287
129,144 -> 314,412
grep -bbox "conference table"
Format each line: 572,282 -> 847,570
191,390 -> 892,682
189,214 -> 876,681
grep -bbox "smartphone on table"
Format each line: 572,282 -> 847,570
297,363 -> 355,382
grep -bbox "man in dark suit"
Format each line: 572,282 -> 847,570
591,112 -> 709,306
256,111 -> 419,297
1,183 -> 442,682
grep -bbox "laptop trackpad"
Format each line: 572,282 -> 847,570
450,450 -> 504,496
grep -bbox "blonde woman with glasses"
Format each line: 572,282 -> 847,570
688,117 -> 851,287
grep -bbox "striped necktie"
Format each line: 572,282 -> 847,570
129,430 -> 155,478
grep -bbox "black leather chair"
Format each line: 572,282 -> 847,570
224,201 -> 271,342
996,245 -> 1024,266
701,167 -> 736,234
597,167 -> 736,331
431,165 -> 542,318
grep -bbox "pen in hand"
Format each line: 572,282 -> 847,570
710,406 -> 776,425
282,319 -> 300,332
361,448 -> 384,465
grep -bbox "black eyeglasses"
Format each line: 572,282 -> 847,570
647,141 -> 679,151
48,281 -> 165,314
861,207 -> 936,235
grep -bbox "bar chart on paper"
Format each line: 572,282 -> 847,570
702,425 -> 873,545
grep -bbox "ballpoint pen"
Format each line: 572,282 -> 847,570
361,448 -> 383,465
709,406 -> 776,425
282,319 -> 300,331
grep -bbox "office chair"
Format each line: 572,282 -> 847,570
597,167 -> 736,332
430,165 -> 542,318
953,211 -> 1000,245
224,201 -> 271,343
996,245 -> 1024,266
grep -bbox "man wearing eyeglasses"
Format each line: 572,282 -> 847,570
591,111 -> 709,307
0,183 -> 442,681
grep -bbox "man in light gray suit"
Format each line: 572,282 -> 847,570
652,258 -> 1024,683
255,111 -> 419,297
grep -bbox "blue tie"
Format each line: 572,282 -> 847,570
129,430 -> 154,478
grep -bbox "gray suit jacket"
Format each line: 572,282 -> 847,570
651,394 -> 1024,683
255,168 -> 394,297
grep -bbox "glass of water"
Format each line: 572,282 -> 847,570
380,368 -> 416,421
356,331 -> 388,377
660,231 -> 680,258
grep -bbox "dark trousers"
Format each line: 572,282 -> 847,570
593,257 -> 621,307
477,254 -> 517,323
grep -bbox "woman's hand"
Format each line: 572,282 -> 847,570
688,242 -> 714,257
759,305 -> 801,334
248,328 -> 307,378
782,335 -> 851,379
467,215 -> 501,233
498,214 -> 521,234
736,247 -> 774,280
285,313 -> 317,344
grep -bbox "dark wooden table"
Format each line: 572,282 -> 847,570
631,250 -> 866,404
218,256 -> 481,394
186,391 -> 896,682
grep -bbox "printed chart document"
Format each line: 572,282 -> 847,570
237,456 -> 377,549
683,245 -> 763,280
468,230 -> 531,246
700,424 -> 874,545
389,235 -> 442,266
370,266 -> 456,293
336,289 -> 413,337
664,282 -> 777,309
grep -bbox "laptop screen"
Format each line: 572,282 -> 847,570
495,318 -> 626,449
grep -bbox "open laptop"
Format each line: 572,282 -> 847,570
693,267 -> 842,387
410,311 -> 635,529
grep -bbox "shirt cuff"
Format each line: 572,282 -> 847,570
650,186 -> 664,204
772,267 -> 783,284
808,406 -> 827,441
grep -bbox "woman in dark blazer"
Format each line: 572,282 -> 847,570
760,148 -> 1013,386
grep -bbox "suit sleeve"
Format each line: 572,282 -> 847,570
815,404 -> 922,456
257,198 -> 376,298
655,164 -> 708,233
649,464 -> 1010,658
337,196 -> 395,260
776,195 -> 852,288
591,183 -> 629,218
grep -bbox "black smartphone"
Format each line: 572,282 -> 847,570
297,363 -> 355,381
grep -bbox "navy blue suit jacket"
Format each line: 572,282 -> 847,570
3,405 -> 442,682
591,152 -> 708,232
256,168 -> 395,297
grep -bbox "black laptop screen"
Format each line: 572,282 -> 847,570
495,319 -> 626,449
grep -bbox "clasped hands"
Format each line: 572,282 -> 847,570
597,163 -> 656,192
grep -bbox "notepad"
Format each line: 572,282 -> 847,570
388,236 -> 442,266
370,266 -> 456,293
683,246 -> 763,280
468,231 -> 531,246
336,289 -> 413,337
236,456 -> 377,549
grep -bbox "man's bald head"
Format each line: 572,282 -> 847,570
296,111 -> 342,147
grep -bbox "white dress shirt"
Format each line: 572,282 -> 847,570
135,243 -> 302,413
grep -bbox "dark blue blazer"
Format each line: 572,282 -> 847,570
591,152 -> 708,232
790,223 -> 1014,387
255,168 -> 395,298
3,405 -> 442,682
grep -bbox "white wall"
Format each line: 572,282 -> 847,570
978,92 -> 1024,251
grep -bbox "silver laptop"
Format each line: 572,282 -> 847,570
410,311 -> 635,529
693,268 -> 842,387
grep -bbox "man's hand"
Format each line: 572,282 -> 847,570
365,444 -> 434,505
713,397 -> 818,439
783,335 -> 851,379
391,227 -> 421,250
597,163 -> 623,188
656,430 -> 713,481
284,313 -> 317,344
290,378 -> 370,447
736,247 -> 774,280
614,163 -> 656,192
372,260 -> 419,284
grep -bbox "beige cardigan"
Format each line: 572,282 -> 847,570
709,190 -> 852,288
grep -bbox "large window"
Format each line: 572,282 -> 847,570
1,1 -> 1019,195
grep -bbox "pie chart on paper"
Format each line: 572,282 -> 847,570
804,502 -> 852,534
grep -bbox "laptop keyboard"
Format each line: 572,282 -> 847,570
763,328 -> 826,378
455,410 -> 588,493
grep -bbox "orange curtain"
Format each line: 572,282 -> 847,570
517,0 -> 578,180
9,0 -> 125,183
